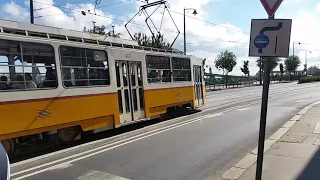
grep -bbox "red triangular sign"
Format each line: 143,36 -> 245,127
260,0 -> 283,17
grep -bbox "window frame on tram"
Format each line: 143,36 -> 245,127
0,39 -> 58,91
146,54 -> 191,84
59,46 -> 110,88
171,57 -> 191,82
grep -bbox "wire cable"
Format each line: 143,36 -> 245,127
32,0 -> 249,45
34,0 -> 89,11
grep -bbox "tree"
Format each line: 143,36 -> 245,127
256,57 -> 280,71
241,60 -> 249,76
307,66 -> 320,76
256,57 -> 280,84
214,50 -> 237,88
202,58 -> 206,73
83,25 -> 122,37
83,25 -> 106,35
241,60 -> 250,85
134,32 -> 170,48
284,55 -> 301,80
279,63 -> 284,82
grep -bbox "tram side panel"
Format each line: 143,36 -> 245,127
0,91 -> 118,141
0,37 -> 120,141
144,85 -> 194,117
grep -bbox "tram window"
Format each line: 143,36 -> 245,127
0,40 -> 57,91
172,57 -> 191,82
139,88 -> 144,109
146,55 -> 171,83
122,63 -> 128,87
130,63 -> 136,86
124,89 -> 130,113
132,89 -> 138,111
60,46 -> 109,87
137,63 -> 142,86
117,90 -> 123,114
116,62 -> 120,87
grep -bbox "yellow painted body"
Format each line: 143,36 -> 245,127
144,86 -> 194,117
0,86 -> 199,141
0,93 -> 119,140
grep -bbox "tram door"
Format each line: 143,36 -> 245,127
193,65 -> 203,107
116,61 -> 145,124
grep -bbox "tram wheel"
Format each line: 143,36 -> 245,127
1,139 -> 15,156
58,127 -> 80,145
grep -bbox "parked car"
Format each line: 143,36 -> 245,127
0,143 -> 10,180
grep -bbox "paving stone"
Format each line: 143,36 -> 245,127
279,132 -> 307,143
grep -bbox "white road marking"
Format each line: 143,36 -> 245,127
77,170 -> 130,180
12,99 -> 261,179
236,107 -> 251,111
12,116 -> 206,180
203,113 -> 223,119
313,121 -> 320,134
294,100 -> 308,103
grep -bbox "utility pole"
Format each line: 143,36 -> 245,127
30,0 -> 34,24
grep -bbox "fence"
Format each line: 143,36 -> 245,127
204,73 -> 292,91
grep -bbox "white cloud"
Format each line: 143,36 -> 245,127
2,1 -> 29,21
316,3 -> 320,11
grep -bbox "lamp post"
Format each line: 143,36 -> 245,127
292,41 -> 301,56
305,50 -> 312,75
183,8 -> 197,55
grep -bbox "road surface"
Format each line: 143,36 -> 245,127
10,82 -> 320,180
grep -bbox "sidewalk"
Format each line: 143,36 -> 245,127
221,101 -> 320,180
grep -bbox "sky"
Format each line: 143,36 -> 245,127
1,0 -> 320,75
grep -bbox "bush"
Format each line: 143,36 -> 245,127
298,76 -> 320,84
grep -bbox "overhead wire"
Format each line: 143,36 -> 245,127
34,0 -> 132,18
32,0 -> 248,46
34,0 -> 89,11
168,9 -> 250,35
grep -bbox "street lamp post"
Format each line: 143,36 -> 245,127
305,50 -> 312,75
183,8 -> 197,55
292,41 -> 301,56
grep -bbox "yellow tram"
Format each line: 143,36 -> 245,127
0,19 -> 205,154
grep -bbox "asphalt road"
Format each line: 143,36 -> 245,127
10,82 -> 320,180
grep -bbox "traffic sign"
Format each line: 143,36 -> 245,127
254,34 -> 269,49
260,0 -> 283,17
249,19 -> 292,57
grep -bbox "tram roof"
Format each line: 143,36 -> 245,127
0,19 -> 185,55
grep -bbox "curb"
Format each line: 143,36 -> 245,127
221,101 -> 320,180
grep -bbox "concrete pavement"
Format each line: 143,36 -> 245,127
10,82 -> 320,180
223,101 -> 320,180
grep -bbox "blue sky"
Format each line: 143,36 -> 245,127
1,0 -> 320,75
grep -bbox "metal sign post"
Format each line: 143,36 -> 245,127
255,16 -> 274,180
248,1 -> 290,180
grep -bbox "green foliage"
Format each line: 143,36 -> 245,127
83,25 -> 106,35
298,76 -> 320,84
279,63 -> 284,75
241,60 -> 249,76
202,58 -> 207,73
308,66 -> 320,76
284,55 -> 301,72
214,50 -> 237,88
256,57 -> 280,71
214,50 -> 237,75
83,25 -> 121,37
134,33 -> 170,48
